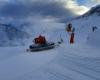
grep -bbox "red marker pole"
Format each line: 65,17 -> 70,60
70,32 -> 74,44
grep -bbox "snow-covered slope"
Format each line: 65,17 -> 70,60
87,29 -> 100,47
0,16 -> 100,80
82,4 -> 100,17
69,5 -> 100,47
0,23 -> 29,46
0,37 -> 100,80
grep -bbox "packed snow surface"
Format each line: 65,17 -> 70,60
0,43 -> 100,80
0,15 -> 100,80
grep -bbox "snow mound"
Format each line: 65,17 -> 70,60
87,29 -> 100,47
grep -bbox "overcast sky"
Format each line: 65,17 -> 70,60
0,0 -> 100,23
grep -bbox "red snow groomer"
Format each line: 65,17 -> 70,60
27,35 -> 55,52
34,35 -> 46,45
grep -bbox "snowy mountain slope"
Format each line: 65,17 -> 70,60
0,21 -> 100,80
69,5 -> 100,47
0,41 -> 100,80
75,4 -> 100,19
0,23 -> 29,46
82,4 -> 100,17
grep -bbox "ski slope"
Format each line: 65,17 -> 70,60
0,42 -> 100,80
0,15 -> 100,80
0,25 -> 100,80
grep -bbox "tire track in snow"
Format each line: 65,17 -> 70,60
59,57 -> 100,80
57,47 -> 100,80
42,63 -> 96,80
11,47 -> 61,80
44,69 -> 73,80
60,53 -> 100,73
58,45 -> 100,72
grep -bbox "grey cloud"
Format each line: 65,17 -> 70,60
0,0 -> 76,22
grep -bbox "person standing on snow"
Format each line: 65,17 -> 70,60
92,26 -> 97,32
66,23 -> 75,44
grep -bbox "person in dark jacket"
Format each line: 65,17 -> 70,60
66,23 -> 72,32
92,26 -> 97,32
